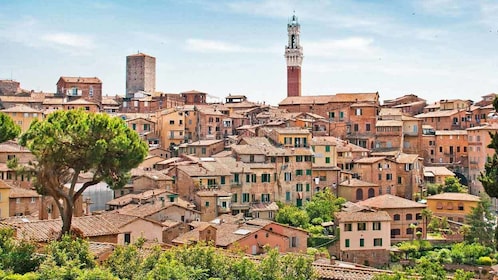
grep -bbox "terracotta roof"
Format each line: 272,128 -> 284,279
115,202 -> 198,218
313,262 -> 391,279
187,139 -> 224,146
394,153 -> 419,164
250,202 -> 279,212
339,178 -> 378,187
196,189 -> 231,197
65,98 -> 98,105
59,76 -> 102,84
415,109 -> 460,118
279,93 -> 379,106
376,120 -> 402,127
181,90 -> 206,94
335,210 -> 391,222
354,157 -> 386,164
358,194 -> 426,209
4,215 -> 120,242
0,180 -> 12,189
9,186 -> 39,198
1,104 -> 42,113
271,127 -> 311,135
426,193 -> 480,202
423,166 -> 455,176
0,140 -> 32,153
0,95 -> 45,103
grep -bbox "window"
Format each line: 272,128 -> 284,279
261,194 -> 270,202
325,157 -> 330,164
386,174 -> 392,180
391,229 -> 400,236
329,112 -> 335,119
306,169 -> 312,176
436,202 -> 443,209
296,169 -> 303,176
284,172 -> 292,181
251,174 -> 257,183
306,183 -> 310,192
246,174 -> 251,183
325,145 -> 330,152
296,184 -> 303,192
221,176 -> 226,185
339,111 -> 344,120
359,238 -> 365,247
458,203 -> 464,211
374,238 -> 383,247
285,156 -> 289,162
356,188 -> 363,200
290,236 -> 298,248
31,197 -> 36,204
368,188 -> 375,198
354,124 -> 359,132
286,191 -> 291,201
124,233 -> 131,244
373,222 -> 381,230
345,239 -> 350,248
357,222 -> 366,231
393,214 -> 400,221
406,214 -> 412,221
201,147 -> 206,155
344,223 -> 352,231
416,213 -> 422,220
16,198 -> 20,204
234,173 -> 239,183
205,201 -> 210,207
261,174 -> 271,183
406,228 -> 413,235
242,193 -> 250,202
296,156 -> 303,162
89,86 -> 94,96
366,123 -> 371,131
355,108 -> 362,116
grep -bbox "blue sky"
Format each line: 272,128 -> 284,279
1,0 -> 498,105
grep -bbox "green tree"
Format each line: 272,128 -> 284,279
421,209 -> 432,234
19,110 -> 148,237
453,269 -> 475,280
372,272 -> 410,280
0,228 -> 41,274
304,188 -> 345,225
275,205 -> 309,228
479,97 -> 498,197
104,242 -> 142,280
442,177 -> 464,193
465,196 -> 495,247
0,112 -> 21,143
413,257 -> 446,280
44,235 -> 95,269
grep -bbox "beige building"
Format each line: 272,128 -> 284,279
0,104 -> 42,133
358,194 -> 427,241
126,53 -> 156,98
335,210 -> 391,266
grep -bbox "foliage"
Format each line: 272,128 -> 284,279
453,269 -> 475,280
396,240 -> 432,260
465,196 -> 495,247
0,112 -> 21,143
44,234 -> 95,269
275,205 -> 309,228
428,216 -> 449,233
426,183 -> 442,196
477,256 -> 493,265
0,228 -> 41,274
449,242 -> 493,265
442,177 -> 465,193
304,188 -> 345,225
480,96 -> 498,197
413,257 -> 446,280
18,109 -> 148,236
372,272 -> 410,280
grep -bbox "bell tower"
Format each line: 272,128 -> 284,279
285,13 -> 303,97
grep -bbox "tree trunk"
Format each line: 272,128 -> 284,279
59,196 -> 74,240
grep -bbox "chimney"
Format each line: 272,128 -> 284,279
330,256 -> 336,265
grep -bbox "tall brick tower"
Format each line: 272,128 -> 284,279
126,52 -> 156,98
285,13 -> 303,97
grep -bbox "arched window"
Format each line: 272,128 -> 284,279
446,202 -> 453,210
356,189 -> 363,201
406,214 -> 413,221
368,188 -> 375,198
393,214 -> 400,221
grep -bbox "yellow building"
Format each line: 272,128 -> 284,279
0,181 -> 11,218
156,108 -> 186,150
310,137 -> 340,192
426,192 -> 480,223
266,127 -> 312,148
0,104 -> 43,133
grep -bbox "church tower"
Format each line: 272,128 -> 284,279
285,13 -> 303,97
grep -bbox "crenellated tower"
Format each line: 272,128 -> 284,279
285,13 -> 303,97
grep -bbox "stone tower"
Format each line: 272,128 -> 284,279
126,52 -> 156,98
285,13 -> 303,97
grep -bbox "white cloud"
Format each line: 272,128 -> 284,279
42,33 -> 95,49
185,38 -> 279,54
417,0 -> 471,17
305,37 -> 379,59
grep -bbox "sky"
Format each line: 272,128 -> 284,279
1,0 -> 498,106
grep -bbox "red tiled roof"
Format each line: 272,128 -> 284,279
426,192 -> 480,202
358,194 -> 426,209
59,76 -> 102,84
335,210 -> 391,222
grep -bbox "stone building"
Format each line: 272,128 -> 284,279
126,53 -> 156,98
56,76 -> 102,106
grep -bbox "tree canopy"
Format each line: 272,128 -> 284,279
479,97 -> 498,197
19,110 -> 148,237
0,112 -> 21,143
